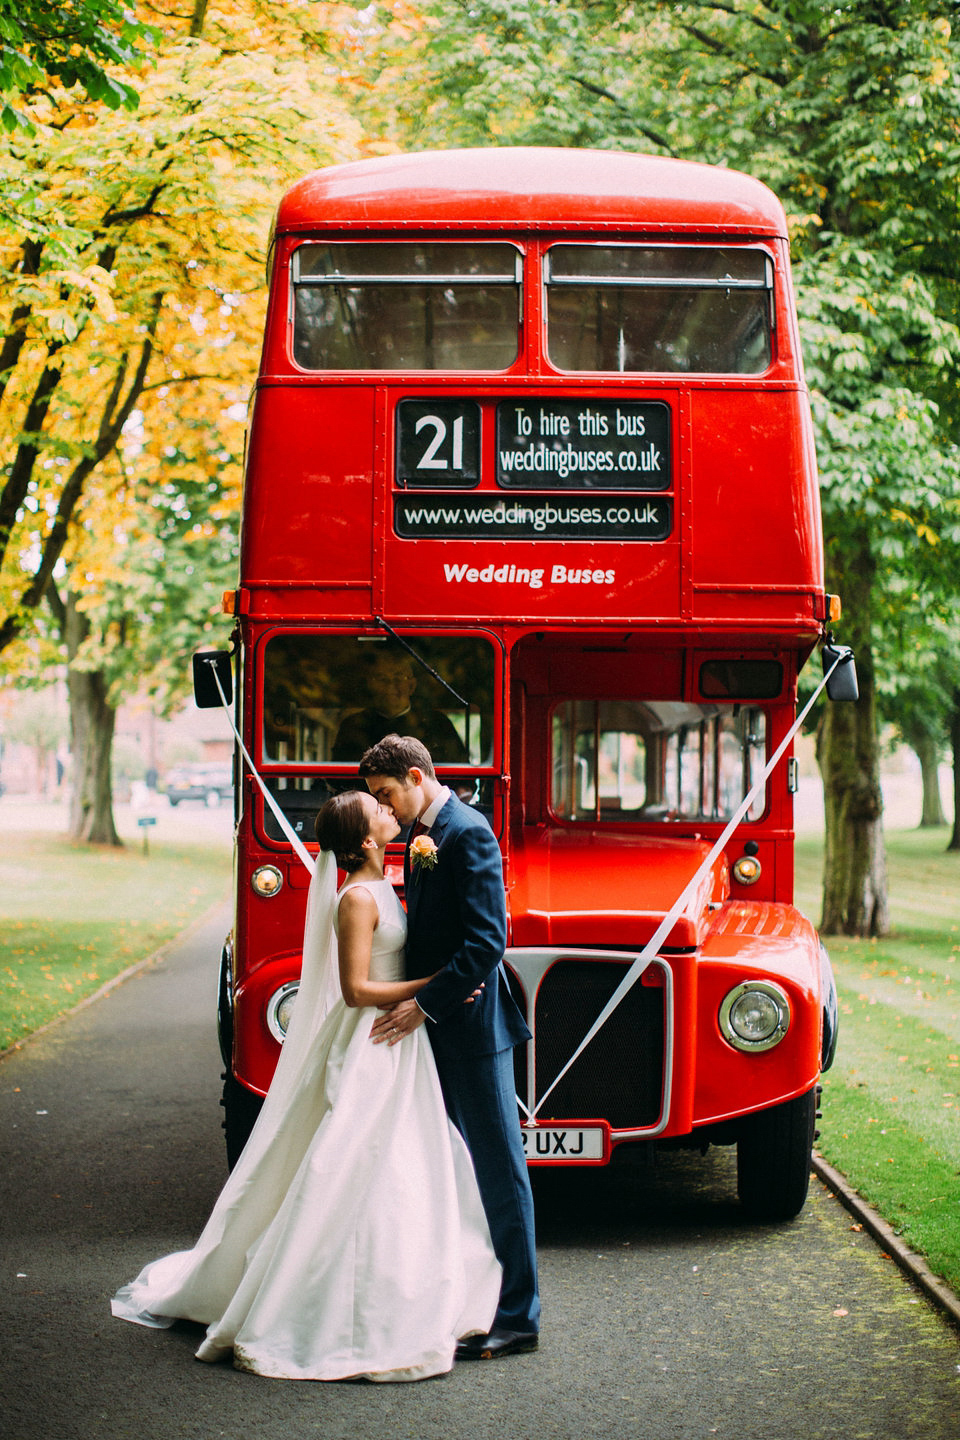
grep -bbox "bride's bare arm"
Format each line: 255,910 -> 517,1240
337,887 -> 437,1009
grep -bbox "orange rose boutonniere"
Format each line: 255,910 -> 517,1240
410,834 -> 439,876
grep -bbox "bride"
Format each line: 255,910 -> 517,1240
111,791 -> 501,1381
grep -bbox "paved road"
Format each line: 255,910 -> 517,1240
2,905 -> 958,1440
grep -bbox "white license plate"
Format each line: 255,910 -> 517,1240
521,1125 -> 608,1164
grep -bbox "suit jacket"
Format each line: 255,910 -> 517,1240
405,795 -> 530,1058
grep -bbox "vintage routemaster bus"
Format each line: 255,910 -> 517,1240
200,148 -> 853,1220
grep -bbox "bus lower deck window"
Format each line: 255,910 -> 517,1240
291,243 -> 521,371
545,245 -> 774,374
261,633 -> 495,767
551,698 -> 767,824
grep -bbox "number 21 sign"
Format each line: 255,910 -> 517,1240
396,399 -> 480,488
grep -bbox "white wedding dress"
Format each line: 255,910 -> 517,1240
111,864 -> 501,1381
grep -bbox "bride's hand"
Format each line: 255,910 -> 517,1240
371,998 -> 426,1045
464,982 -> 485,1005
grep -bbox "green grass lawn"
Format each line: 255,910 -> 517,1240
794,827 -> 960,1295
0,828 -> 231,1052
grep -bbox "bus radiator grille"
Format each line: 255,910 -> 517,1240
512,960 -> 665,1130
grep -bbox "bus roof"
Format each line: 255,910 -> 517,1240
274,148 -> 788,239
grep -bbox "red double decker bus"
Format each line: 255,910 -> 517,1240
200,148 -> 854,1220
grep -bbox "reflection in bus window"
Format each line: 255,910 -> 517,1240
551,700 -> 766,823
262,634 -> 495,766
546,245 -> 773,374
291,243 -> 521,371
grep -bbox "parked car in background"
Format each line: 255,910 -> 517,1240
165,763 -> 233,808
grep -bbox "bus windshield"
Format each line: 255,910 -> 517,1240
551,699 -> 767,823
262,633 -> 496,767
546,245 -> 773,374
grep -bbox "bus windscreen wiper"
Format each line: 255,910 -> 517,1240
375,616 -> 470,709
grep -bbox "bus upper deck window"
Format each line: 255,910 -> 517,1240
291,243 -> 522,371
545,245 -> 773,374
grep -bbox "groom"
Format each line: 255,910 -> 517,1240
358,734 -> 540,1359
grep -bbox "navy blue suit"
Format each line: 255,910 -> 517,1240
405,795 -> 540,1334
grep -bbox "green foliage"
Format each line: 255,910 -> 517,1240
369,0 -> 960,593
85,440 -> 245,715
0,0 -> 369,840
366,0 -> 960,929
0,0 -> 155,130
0,0 -> 365,681
875,609 -> 960,782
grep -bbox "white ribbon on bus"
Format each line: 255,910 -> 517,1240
206,661 -> 316,877
529,650 -> 844,1120
204,648 -> 844,1122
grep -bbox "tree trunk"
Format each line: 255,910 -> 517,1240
190,0 -> 208,38
949,687 -> 960,853
816,529 -> 888,936
65,594 -> 122,847
909,730 -> 946,828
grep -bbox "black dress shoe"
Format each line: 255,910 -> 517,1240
455,1327 -> 539,1360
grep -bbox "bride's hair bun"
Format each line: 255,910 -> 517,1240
315,791 -> 369,872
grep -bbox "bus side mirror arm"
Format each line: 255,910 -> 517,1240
822,642 -> 859,702
193,650 -> 234,709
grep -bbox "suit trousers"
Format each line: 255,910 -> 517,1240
432,1043 -> 540,1334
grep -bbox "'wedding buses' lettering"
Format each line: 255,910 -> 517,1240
441,561 -> 617,591
497,400 -> 670,491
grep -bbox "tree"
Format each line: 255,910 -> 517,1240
892,698 -> 947,829
801,294 -> 960,931
950,689 -> 960,851
365,0 -> 960,934
879,617 -> 960,829
0,0 -> 155,131
0,680 -> 66,792
0,0 -> 366,841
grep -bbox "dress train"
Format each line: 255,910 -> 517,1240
111,872 -> 500,1381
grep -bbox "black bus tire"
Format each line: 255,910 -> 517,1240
220,1071 -> 264,1170
736,1087 -> 817,1221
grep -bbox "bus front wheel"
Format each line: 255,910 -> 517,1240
736,1088 -> 817,1221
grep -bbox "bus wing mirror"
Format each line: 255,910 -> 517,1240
822,643 -> 859,702
193,650 -> 233,709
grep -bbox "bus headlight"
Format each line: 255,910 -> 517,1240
265,982 -> 299,1042
252,864 -> 283,897
719,980 -> 790,1053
